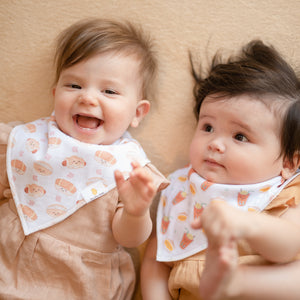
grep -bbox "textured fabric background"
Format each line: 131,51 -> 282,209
1,0 -> 300,176
1,1 -> 300,298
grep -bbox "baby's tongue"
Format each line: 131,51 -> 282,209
77,116 -> 100,129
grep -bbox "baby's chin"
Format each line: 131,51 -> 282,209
63,129 -> 102,145
199,168 -> 277,185
70,132 -> 120,146
198,171 -> 233,185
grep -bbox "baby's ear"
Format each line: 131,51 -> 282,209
130,100 -> 150,128
281,154 -> 300,180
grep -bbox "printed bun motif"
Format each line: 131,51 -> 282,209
164,239 -> 174,252
85,177 -> 107,187
177,212 -> 188,222
33,161 -> 53,176
62,156 -> 87,169
26,138 -> 40,154
190,182 -> 196,195
94,150 -> 117,166
24,184 -> 46,198
76,199 -> 87,208
18,204 -> 37,221
11,159 -> 27,175
48,137 -> 62,147
46,203 -> 67,217
24,123 -> 37,133
55,178 -> 77,195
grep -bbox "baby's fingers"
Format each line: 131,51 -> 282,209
131,170 -> 155,199
114,169 -> 125,184
191,217 -> 202,229
130,163 -> 154,187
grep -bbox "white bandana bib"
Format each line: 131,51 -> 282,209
7,116 -> 150,235
157,165 -> 300,262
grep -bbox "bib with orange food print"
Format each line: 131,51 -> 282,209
156,164 -> 300,262
7,115 -> 150,235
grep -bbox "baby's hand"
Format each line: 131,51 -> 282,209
192,199 -> 250,248
114,161 -> 155,217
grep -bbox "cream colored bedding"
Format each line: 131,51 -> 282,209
1,1 -> 300,299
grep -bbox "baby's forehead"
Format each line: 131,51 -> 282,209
202,93 -> 290,133
204,93 -> 289,113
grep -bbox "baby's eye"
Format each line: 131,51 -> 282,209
204,124 -> 213,133
235,133 -> 248,142
69,84 -> 81,89
103,89 -> 117,95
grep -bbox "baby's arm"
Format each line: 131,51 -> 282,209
193,202 -> 300,300
141,233 -> 172,300
223,259 -> 300,300
112,161 -> 155,247
198,245 -> 300,300
194,199 -> 300,263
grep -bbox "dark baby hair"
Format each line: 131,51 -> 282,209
191,40 -> 300,167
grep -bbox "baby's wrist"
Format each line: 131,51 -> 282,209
123,206 -> 150,219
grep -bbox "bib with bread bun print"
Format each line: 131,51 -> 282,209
156,165 -> 300,262
7,115 -> 150,235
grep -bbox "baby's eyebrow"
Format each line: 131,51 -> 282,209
60,73 -> 81,82
198,113 -> 215,120
231,120 -> 253,133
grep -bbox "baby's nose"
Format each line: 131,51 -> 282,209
208,137 -> 225,153
79,89 -> 98,106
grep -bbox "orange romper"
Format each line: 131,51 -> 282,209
0,123 -> 168,300
167,174 -> 300,300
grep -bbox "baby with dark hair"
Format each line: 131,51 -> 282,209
142,40 -> 300,300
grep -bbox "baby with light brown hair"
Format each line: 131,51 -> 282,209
0,18 -> 168,300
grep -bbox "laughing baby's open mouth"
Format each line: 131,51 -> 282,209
74,115 -> 103,129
